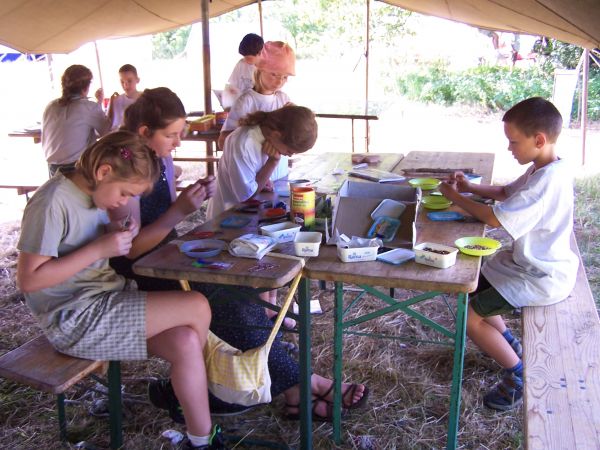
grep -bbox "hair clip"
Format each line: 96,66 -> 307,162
120,147 -> 132,160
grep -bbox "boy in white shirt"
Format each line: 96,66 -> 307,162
439,97 -> 578,411
108,64 -> 141,131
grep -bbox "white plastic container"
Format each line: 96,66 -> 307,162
413,242 -> 458,269
293,231 -> 323,257
260,222 -> 301,243
337,245 -> 379,262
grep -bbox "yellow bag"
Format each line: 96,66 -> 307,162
203,272 -> 302,406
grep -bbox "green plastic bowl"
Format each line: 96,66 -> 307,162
409,177 -> 441,190
454,236 -> 501,256
421,195 -> 452,210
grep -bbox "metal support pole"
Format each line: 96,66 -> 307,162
446,293 -> 468,450
332,281 -> 344,444
298,277 -> 313,450
108,361 -> 122,449
56,393 -> 67,442
581,48 -> 589,166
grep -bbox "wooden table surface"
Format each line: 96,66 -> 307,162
133,151 -> 401,288
303,151 -> 495,293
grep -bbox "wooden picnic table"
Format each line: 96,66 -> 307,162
301,150 -> 495,449
131,150 -> 494,449
131,151 -> 402,448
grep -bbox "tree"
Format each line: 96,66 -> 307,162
152,26 -> 192,59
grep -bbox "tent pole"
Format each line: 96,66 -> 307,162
365,0 -> 371,152
258,0 -> 264,37
94,41 -> 104,92
201,0 -> 212,116
581,48 -> 589,166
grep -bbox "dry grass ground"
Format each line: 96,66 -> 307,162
1,123 -> 598,449
0,164 -> 522,450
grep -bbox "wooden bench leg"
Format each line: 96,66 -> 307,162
57,393 -> 68,442
108,361 -> 123,450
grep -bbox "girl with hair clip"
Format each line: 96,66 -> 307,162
42,64 -> 111,177
217,40 -> 296,156
17,131 -> 226,449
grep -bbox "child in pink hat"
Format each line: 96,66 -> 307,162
218,41 -> 295,151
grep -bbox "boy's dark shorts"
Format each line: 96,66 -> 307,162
470,274 -> 516,317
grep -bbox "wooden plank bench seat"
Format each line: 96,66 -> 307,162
522,234 -> 600,450
0,335 -> 123,448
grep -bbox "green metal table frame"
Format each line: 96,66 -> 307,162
298,279 -> 469,450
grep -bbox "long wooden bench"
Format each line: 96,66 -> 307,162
522,234 -> 600,449
0,335 -> 123,449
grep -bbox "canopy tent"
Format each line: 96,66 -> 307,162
381,0 -> 600,50
1,0 -> 599,55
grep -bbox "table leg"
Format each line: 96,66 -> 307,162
446,293 -> 468,450
332,281 -> 344,444
108,361 -> 122,450
206,142 -> 215,177
299,277 -> 313,450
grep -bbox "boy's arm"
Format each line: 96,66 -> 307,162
17,231 -> 134,293
439,182 -> 502,227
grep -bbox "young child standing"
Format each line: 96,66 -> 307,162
217,41 -> 295,151
17,131 -> 226,449
107,64 -> 141,131
439,97 -> 579,411
208,105 -> 317,329
223,33 -> 264,107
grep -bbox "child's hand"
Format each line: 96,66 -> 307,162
262,139 -> 281,160
196,175 -> 216,199
439,180 -> 459,197
262,180 -> 274,192
174,182 -> 209,215
97,230 -> 134,258
450,171 -> 471,193
95,88 -> 104,103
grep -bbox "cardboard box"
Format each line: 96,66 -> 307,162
327,180 -> 419,248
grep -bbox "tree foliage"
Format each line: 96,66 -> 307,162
152,26 -> 192,59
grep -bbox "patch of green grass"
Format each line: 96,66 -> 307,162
574,174 -> 600,306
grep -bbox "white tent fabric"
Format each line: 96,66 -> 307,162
0,0 -> 599,54
381,0 -> 600,49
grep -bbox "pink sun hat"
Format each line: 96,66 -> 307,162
256,41 -> 296,76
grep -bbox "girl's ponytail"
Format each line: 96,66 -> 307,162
58,65 -> 93,106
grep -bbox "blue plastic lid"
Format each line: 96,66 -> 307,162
427,211 -> 465,222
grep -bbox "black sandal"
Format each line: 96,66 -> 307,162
284,398 -> 345,423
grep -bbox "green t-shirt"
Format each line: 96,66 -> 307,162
17,172 -> 126,327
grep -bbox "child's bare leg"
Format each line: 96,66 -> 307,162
146,291 -> 211,436
466,304 -> 519,368
148,327 -> 211,436
260,290 -> 277,319
483,314 -> 507,333
261,289 -> 296,328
